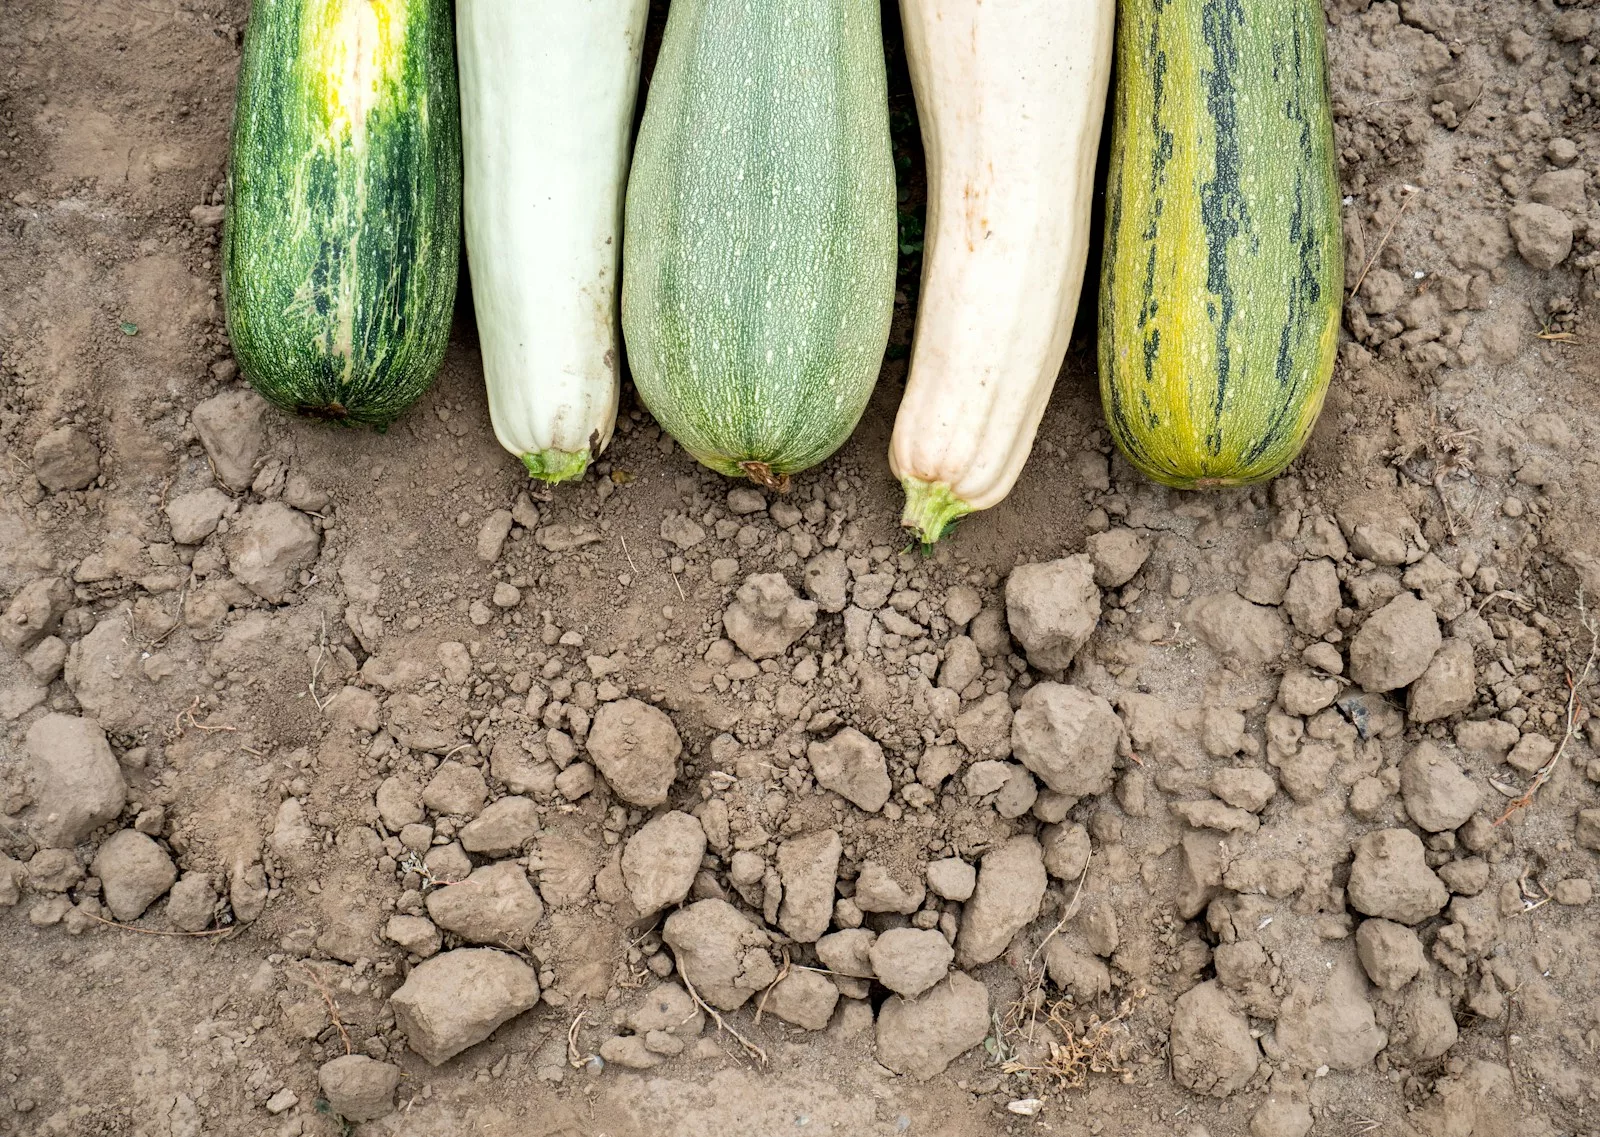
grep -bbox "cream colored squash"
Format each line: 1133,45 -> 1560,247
890,0 -> 1114,541
456,0 -> 649,482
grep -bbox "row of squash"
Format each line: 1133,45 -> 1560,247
224,0 -> 1342,544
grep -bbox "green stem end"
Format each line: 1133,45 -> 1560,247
899,477 -> 975,546
522,448 -> 591,485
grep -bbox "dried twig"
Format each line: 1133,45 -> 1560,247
1536,326 -> 1580,344
754,947 -> 792,1026
1508,869 -> 1551,915
619,535 -> 639,577
1001,990 -> 1146,1091
1351,185 -> 1419,297
1433,469 -> 1459,540
1494,591 -> 1598,826
1028,860 -> 1091,970
567,1008 -> 590,1068
174,696 -> 236,735
308,613 -> 331,712
298,962 -> 352,1055
1477,589 -> 1535,615
673,951 -> 768,1065
86,912 -> 234,938
146,581 -> 189,650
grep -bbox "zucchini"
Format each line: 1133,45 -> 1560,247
621,0 -> 898,488
457,1 -> 650,483
891,0 -> 1115,544
224,0 -> 461,428
1099,0 -> 1342,488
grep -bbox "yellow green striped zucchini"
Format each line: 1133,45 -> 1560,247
1099,0 -> 1342,489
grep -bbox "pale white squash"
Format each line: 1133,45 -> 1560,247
890,0 -> 1114,541
456,0 -> 650,482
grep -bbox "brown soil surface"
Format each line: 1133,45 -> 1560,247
1,2 -> 1598,1136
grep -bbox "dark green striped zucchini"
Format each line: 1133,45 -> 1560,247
224,0 -> 461,427
1099,0 -> 1342,489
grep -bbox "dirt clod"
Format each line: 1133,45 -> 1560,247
390,948 -> 541,1065
761,970 -> 837,1031
1400,742 -> 1480,832
662,899 -> 777,1011
1348,593 -> 1441,692
1249,1096 -> 1312,1137
774,828 -> 841,942
954,836 -> 1046,969
1011,683 -> 1120,800
422,761 -> 488,817
91,830 -> 176,922
1355,918 -> 1426,990
925,857 -> 976,902
1085,528 -> 1149,588
1189,593 -> 1288,665
870,928 -> 955,998
32,426 -> 100,492
190,389 -> 266,491
875,972 -> 990,1080
1347,828 -> 1450,924
808,728 -> 891,813
1005,555 -> 1100,671
425,862 -> 543,947
1408,638 -> 1476,723
1508,201 -> 1574,270
318,1055 -> 402,1122
586,698 -> 683,807
1,577 -> 71,654
723,573 -> 818,660
23,713 -> 126,848
459,796 -> 540,856
1168,981 -> 1259,1098
622,811 -> 708,917
223,502 -> 320,603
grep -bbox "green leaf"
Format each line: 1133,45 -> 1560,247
118,321 -> 138,336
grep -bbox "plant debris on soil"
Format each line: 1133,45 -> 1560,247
1,1 -> 1599,1136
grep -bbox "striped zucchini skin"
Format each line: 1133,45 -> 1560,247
621,0 -> 898,485
224,0 -> 461,428
1099,0 -> 1342,489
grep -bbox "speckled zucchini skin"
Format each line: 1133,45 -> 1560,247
621,0 -> 897,484
224,0 -> 460,427
1099,0 -> 1342,489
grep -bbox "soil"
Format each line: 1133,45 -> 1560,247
3,2 -> 1600,1136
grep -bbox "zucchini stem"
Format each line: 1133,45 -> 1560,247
899,476 -> 973,545
522,448 -> 591,484
739,460 -> 791,493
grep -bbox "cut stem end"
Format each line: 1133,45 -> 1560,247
522,448 -> 592,485
899,477 -> 974,546
739,460 -> 791,493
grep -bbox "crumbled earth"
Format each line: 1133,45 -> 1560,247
2,1 -> 1600,1136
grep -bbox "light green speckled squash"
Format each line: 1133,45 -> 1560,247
224,0 -> 461,428
621,0 -> 897,488
1099,0 -> 1343,489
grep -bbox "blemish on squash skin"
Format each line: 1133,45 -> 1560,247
311,0 -> 406,146
963,180 -> 987,252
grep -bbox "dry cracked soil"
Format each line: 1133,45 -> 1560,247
2,2 -> 1600,1136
